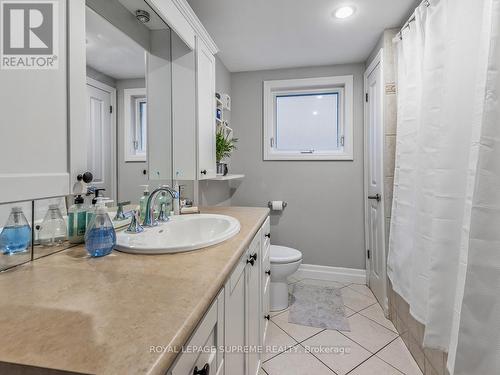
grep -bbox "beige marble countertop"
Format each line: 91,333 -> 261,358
0,206 -> 269,375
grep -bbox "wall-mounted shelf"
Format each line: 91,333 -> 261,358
209,174 -> 245,181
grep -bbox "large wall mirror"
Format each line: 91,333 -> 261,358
85,0 -> 174,204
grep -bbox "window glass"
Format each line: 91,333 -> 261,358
276,93 -> 339,151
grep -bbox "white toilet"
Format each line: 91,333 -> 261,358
270,245 -> 302,311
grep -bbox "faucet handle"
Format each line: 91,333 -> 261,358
114,201 -> 131,221
126,210 -> 144,234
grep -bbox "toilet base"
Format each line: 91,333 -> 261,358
270,281 -> 289,311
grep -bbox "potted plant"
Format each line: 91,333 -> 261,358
216,128 -> 238,176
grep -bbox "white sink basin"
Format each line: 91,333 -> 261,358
114,214 -> 240,254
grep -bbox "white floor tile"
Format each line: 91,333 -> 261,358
349,355 -> 404,375
263,321 -> 298,362
263,344 -> 334,375
342,314 -> 398,353
288,274 -> 302,284
271,309 -> 324,342
346,284 -> 376,298
302,329 -> 371,375
358,303 -> 397,333
270,307 -> 288,317
377,338 -> 423,375
345,306 -> 357,317
341,287 -> 377,312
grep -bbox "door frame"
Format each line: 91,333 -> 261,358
86,76 -> 117,202
363,49 -> 388,313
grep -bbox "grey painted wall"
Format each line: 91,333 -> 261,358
199,56 -> 235,206
230,64 -> 366,269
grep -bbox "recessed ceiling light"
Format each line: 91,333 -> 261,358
334,6 -> 355,19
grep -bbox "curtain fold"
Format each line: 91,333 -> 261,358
388,0 -> 499,371
452,0 -> 500,372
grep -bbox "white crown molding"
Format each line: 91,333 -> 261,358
171,0 -> 219,54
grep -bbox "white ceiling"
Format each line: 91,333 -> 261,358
86,7 -> 146,80
187,0 -> 418,72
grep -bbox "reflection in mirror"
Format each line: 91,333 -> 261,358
85,2 -> 173,207
33,197 -> 75,260
0,202 -> 32,270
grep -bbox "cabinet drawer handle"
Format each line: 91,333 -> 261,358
200,169 -> 207,175
247,258 -> 255,266
265,233 -> 271,239
265,270 -> 271,276
193,363 -> 210,375
264,315 -> 270,320
250,253 -> 257,261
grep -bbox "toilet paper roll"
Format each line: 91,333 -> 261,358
271,201 -> 284,211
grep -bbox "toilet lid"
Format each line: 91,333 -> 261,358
270,245 -> 302,264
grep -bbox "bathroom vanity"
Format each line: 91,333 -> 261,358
0,207 -> 270,375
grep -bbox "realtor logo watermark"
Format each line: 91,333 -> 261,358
0,0 -> 58,69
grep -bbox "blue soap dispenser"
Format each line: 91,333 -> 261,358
0,207 -> 31,255
84,198 -> 116,258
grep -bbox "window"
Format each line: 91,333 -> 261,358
263,75 -> 353,160
124,88 -> 147,162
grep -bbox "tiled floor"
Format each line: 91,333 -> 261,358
261,275 -> 423,375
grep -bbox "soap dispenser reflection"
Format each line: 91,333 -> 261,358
39,204 -> 66,246
0,207 -> 31,255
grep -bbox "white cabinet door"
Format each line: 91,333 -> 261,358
246,231 -> 262,375
0,0 -> 71,203
224,252 -> 247,375
261,217 -> 271,344
170,290 -> 224,375
196,37 -> 216,180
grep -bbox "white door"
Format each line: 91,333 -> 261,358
364,52 -> 387,311
86,80 -> 115,199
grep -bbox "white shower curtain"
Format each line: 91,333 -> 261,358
388,0 -> 500,372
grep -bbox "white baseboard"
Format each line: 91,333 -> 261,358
296,264 -> 367,284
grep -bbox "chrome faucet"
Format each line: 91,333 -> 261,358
142,186 -> 179,227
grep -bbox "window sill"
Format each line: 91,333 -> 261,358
264,151 -> 353,161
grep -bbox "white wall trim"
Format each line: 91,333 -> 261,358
171,0 -> 219,54
297,264 -> 367,285
123,88 -> 147,162
263,75 -> 354,161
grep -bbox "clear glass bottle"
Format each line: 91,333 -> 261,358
0,207 -> 32,255
39,204 -> 66,246
85,199 -> 116,257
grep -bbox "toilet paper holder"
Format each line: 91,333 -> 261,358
268,201 -> 288,209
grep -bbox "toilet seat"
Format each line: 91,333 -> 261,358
270,245 -> 302,264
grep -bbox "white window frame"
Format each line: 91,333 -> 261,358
263,75 -> 354,161
124,88 -> 147,162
